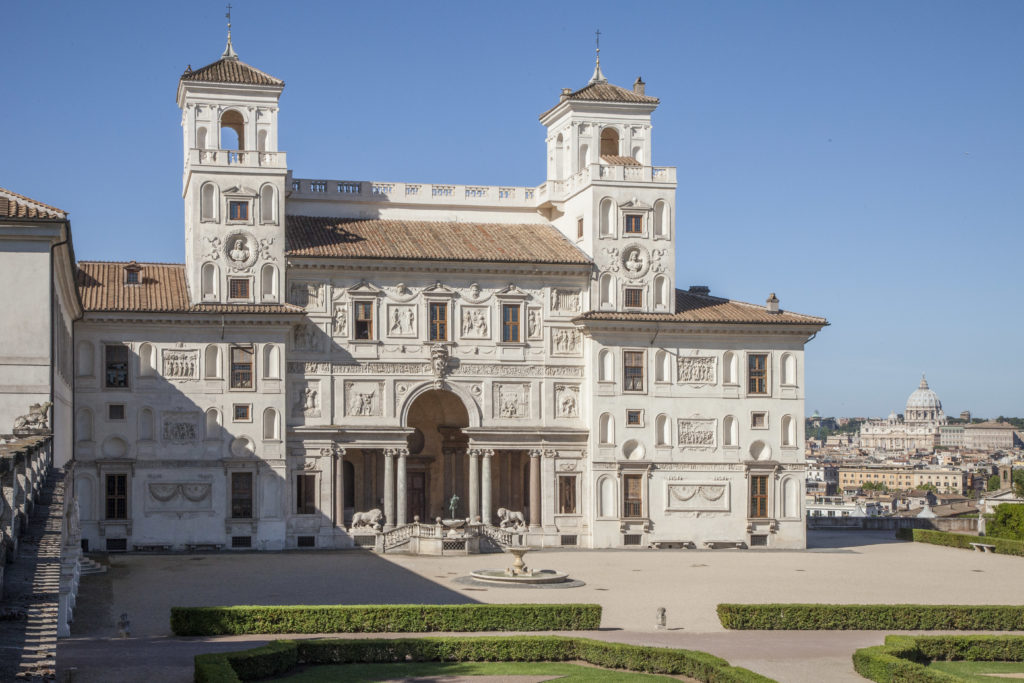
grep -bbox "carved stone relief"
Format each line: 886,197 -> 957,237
345,381 -> 384,417
224,229 -> 258,272
332,303 -> 347,338
665,482 -> 730,511
145,482 -> 213,512
677,356 -> 717,385
621,244 -> 651,280
494,383 -> 529,419
387,305 -> 417,338
292,323 -> 323,352
554,384 -> 580,418
527,307 -> 543,339
677,418 -> 717,450
460,306 -> 490,339
161,412 -> 201,444
285,361 -> 583,378
288,281 -> 324,310
161,349 -> 198,380
292,381 -> 321,418
550,289 -> 581,314
551,328 -> 583,356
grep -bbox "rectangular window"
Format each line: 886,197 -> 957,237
625,214 -> 642,234
751,412 -> 767,429
231,472 -> 253,519
750,474 -> 769,518
104,344 -> 130,388
748,353 -> 768,394
624,288 -> 643,308
108,404 -> 125,421
623,474 -> 643,518
626,409 -> 642,426
623,351 -> 644,392
576,217 -> 584,239
429,302 -> 448,341
502,304 -> 520,343
229,201 -> 248,221
125,270 -> 139,284
229,278 -> 249,299
355,302 -> 374,340
233,404 -> 251,421
558,475 -> 577,514
105,474 -> 127,520
230,346 -> 253,389
296,474 -> 317,515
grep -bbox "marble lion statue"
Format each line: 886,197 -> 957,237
350,508 -> 383,531
13,401 -> 52,433
497,508 -> 527,530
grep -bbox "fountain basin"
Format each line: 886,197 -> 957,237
469,568 -> 570,584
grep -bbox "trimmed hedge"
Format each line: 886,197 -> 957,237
853,634 -> 1024,682
896,528 -> 1024,557
195,635 -> 776,683
717,604 -> 1024,630
172,603 -> 601,636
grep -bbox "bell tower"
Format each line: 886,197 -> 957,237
177,28 -> 287,306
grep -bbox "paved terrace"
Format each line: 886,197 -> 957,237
59,530 -> 1024,682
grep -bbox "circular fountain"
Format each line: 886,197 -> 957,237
469,547 -> 572,585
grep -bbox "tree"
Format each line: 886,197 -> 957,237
1014,470 -> 1024,498
987,504 -> 1024,541
862,481 -> 889,492
918,483 -> 938,493
988,475 -> 1002,491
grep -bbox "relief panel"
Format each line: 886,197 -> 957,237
665,482 -> 730,512
345,380 -> 384,417
677,418 -> 717,451
494,382 -> 530,419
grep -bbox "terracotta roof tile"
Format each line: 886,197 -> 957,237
180,57 -> 283,87
575,288 -> 828,326
0,186 -> 66,220
285,216 -> 591,265
601,155 -> 641,166
565,81 -> 659,105
76,262 -> 302,314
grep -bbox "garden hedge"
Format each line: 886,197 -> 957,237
194,635 -> 776,683
853,634 -> 1024,682
895,527 -> 1024,557
172,603 -> 601,636
717,604 -> 1024,630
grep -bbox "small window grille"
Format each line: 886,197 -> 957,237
623,534 -> 642,546
231,535 -> 252,548
229,278 -> 250,299
353,535 -> 376,548
297,536 -> 316,548
229,201 -> 249,220
561,534 -> 578,546
108,404 -> 126,421
750,535 -> 768,547
106,538 -> 128,552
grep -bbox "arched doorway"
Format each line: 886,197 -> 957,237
405,389 -> 469,522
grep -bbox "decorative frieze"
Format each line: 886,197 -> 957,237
161,412 -> 200,444
145,482 -> 212,512
161,349 -> 198,380
677,355 -> 717,385
494,383 -> 529,418
677,419 -> 717,450
665,482 -> 730,511
286,361 -> 583,378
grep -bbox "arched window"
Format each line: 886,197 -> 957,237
262,344 -> 280,379
139,343 -> 156,376
220,109 -> 245,150
260,184 -> 276,224
654,275 -> 669,309
578,143 -> 590,171
599,413 -> 615,445
600,127 -> 619,157
554,133 -> 565,179
260,264 -> 278,301
599,273 -> 615,308
76,341 -> 94,377
598,349 -> 613,382
598,476 -> 616,518
655,349 -> 671,383
723,351 -> 738,385
655,414 -> 670,446
783,477 -> 800,518
205,408 -> 222,440
654,200 -> 669,238
257,129 -> 269,152
204,344 -> 221,379
782,415 -> 796,447
200,183 -> 217,221
139,408 -> 154,441
263,408 -> 279,440
76,408 -> 93,442
724,415 -> 738,447
781,353 -> 797,386
196,126 -> 208,150
201,262 -> 218,299
599,198 -> 615,237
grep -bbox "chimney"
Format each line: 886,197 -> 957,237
688,285 -> 710,295
633,77 -> 645,95
560,87 -> 572,102
766,293 -> 779,313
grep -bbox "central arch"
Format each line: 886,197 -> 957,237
401,387 -> 472,522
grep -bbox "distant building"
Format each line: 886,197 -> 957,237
837,465 -> 966,494
859,375 -> 946,453
964,421 -> 1018,451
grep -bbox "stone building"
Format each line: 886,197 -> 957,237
859,375 -> 947,453
69,37 -> 826,552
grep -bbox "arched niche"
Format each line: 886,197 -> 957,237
76,408 -> 93,442
200,183 -> 218,221
598,349 -> 613,382
139,343 -> 156,376
655,349 -> 671,382
139,407 -> 154,441
554,133 -> 565,179
653,200 -> 670,239
598,475 -> 616,518
260,184 -> 276,224
599,198 -> 615,237
599,413 -> 614,445
781,353 -> 797,386
723,415 -> 738,447
723,351 -> 738,385
782,414 -> 796,447
201,262 -> 218,299
260,264 -> 278,301
655,414 -> 670,446
600,127 -> 619,157
262,343 -> 280,379
205,408 -> 222,441
263,407 -> 279,440
782,476 -> 800,518
220,109 -> 245,150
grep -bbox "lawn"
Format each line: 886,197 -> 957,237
928,660 -> 1024,681
275,660 -> 678,681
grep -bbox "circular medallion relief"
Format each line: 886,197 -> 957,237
230,436 -> 255,458
621,244 -> 651,280
224,229 -> 258,272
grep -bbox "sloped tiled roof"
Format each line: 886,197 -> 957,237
575,288 -> 828,326
600,155 -> 641,166
76,262 -> 302,314
286,216 -> 592,265
0,186 -> 66,220
965,420 -> 1017,430
180,57 -> 283,87
565,81 -> 659,105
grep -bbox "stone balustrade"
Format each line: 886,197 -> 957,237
0,436 -> 54,598
187,148 -> 287,169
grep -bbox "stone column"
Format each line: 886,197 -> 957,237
481,449 -> 494,525
362,450 -> 374,510
335,446 -> 346,527
396,448 -> 408,526
468,449 -> 481,522
541,449 -> 557,532
528,449 -> 542,531
442,447 -> 455,514
383,449 -> 396,531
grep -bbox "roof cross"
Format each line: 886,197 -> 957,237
222,3 -> 238,59
589,28 -> 607,84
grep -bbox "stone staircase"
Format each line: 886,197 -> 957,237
0,468 -> 65,680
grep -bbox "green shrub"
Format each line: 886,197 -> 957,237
853,635 -> 1024,682
194,636 -> 777,683
717,604 -> 1024,630
907,528 -> 1024,557
171,603 -> 602,636
989,504 -> 1024,541
894,528 -> 914,541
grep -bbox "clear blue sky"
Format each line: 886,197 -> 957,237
3,1 -> 1022,418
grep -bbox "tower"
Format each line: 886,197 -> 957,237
539,53 -> 676,315
177,30 -> 287,306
